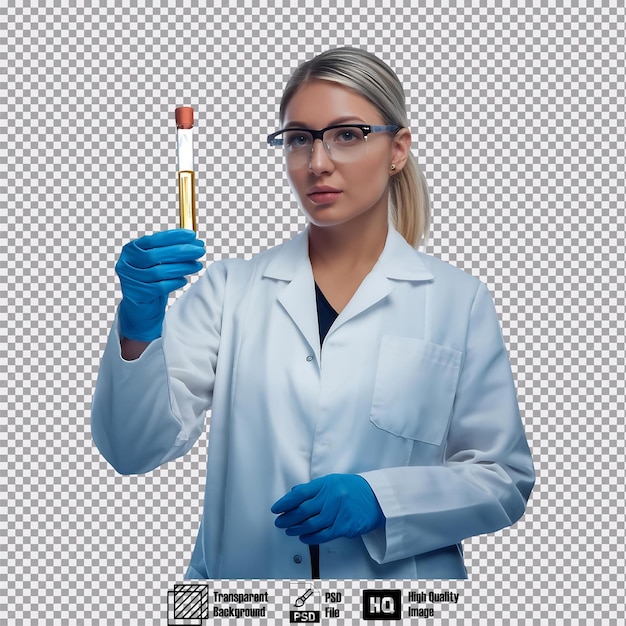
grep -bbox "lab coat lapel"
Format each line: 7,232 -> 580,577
330,270 -> 393,333
264,227 -> 321,361
330,225 -> 435,334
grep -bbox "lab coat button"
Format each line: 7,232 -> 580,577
306,356 -> 313,362
293,554 -> 302,564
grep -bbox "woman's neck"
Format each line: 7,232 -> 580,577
307,211 -> 389,275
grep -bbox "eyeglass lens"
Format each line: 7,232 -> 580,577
282,126 -> 367,164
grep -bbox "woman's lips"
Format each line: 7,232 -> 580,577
308,191 -> 342,204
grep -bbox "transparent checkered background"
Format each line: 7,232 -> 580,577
1,1 -> 624,624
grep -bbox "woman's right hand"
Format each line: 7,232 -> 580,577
115,229 -> 205,342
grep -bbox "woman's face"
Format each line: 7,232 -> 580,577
281,79 -> 410,229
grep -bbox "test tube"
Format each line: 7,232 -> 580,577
175,106 -> 197,232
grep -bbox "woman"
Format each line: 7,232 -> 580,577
91,47 -> 535,579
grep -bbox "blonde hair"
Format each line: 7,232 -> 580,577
279,47 -> 430,248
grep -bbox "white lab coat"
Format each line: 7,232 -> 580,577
91,223 -> 535,579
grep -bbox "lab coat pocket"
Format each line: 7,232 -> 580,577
370,336 -> 462,446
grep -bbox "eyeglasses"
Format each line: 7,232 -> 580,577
267,123 -> 402,166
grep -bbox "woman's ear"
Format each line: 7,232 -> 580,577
389,128 -> 412,174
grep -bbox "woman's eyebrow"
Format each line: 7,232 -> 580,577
283,116 -> 366,129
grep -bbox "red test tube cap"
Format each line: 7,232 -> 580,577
175,106 -> 194,129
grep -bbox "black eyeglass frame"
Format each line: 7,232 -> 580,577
267,123 -> 403,147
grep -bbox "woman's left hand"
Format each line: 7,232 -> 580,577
271,474 -> 386,544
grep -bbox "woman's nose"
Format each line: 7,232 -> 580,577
308,139 -> 334,175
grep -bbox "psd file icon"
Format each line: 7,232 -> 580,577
290,583 -> 321,623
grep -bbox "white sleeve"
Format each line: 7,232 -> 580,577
90,261 -> 226,475
359,281 -> 535,563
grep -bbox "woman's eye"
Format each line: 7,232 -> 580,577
286,134 -> 310,148
331,128 -> 361,143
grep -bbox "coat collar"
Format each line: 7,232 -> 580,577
261,223 -> 434,360
263,222 -> 434,282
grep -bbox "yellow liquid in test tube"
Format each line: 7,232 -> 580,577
178,170 -> 196,231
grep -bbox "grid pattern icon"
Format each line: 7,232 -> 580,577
1,1 -> 625,624
167,583 -> 209,624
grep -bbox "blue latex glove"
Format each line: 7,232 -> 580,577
271,474 -> 386,544
115,229 -> 205,342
